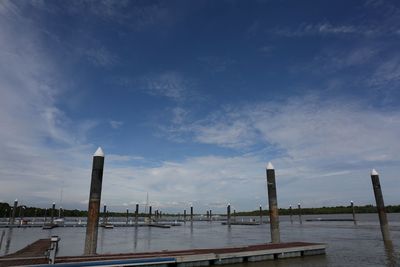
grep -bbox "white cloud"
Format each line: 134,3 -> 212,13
141,71 -> 192,101
109,120 -> 123,129
0,1 -> 97,208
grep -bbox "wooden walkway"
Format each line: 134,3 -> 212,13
0,241 -> 326,266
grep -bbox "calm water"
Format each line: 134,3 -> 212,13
0,214 -> 399,266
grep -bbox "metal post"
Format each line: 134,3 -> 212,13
289,205 -> 293,224
371,169 -> 391,242
135,204 -> 139,225
227,204 -> 231,226
298,203 -> 302,224
266,162 -> 280,243
84,147 -> 105,255
351,201 -> 357,225
10,199 -> 17,225
259,205 -> 262,224
190,206 -> 193,222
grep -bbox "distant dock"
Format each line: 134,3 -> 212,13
0,240 -> 326,266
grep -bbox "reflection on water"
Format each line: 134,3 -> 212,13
5,228 -> 12,254
384,240 -> 398,267
0,213 -> 399,267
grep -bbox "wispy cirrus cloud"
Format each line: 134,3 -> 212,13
0,0 -> 99,207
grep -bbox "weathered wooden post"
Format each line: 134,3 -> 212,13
227,204 -> 231,226
135,204 -> 139,225
102,204 -> 107,224
298,203 -> 302,224
351,201 -> 357,225
10,199 -> 17,225
126,209 -> 129,225
371,169 -> 391,242
209,210 -> 212,221
190,206 -> 193,222
266,162 -> 280,243
50,202 -> 55,224
149,206 -> 152,222
289,205 -> 293,224
84,147 -> 105,255
183,209 -> 187,222
206,210 -> 209,221
259,205 -> 263,224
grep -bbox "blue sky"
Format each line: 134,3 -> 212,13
1,0 -> 400,213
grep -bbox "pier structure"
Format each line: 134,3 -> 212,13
370,169 -> 391,242
0,240 -> 326,266
84,147 -> 105,255
266,162 -> 280,243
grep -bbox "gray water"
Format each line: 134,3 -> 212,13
0,214 -> 399,266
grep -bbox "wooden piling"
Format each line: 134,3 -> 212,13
149,206 -> 152,222
10,199 -> 17,225
190,206 -> 193,222
84,147 -> 105,255
183,209 -> 186,222
103,204 -> 107,224
266,162 -> 280,243
50,202 -> 55,224
298,203 -> 302,224
259,205 -> 262,224
126,209 -> 129,225
289,205 -> 293,224
351,201 -> 357,225
135,204 -> 139,225
227,204 -> 231,226
371,169 -> 391,242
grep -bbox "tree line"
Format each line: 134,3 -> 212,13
1,202 -> 399,218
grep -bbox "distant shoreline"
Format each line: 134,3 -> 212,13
1,202 -> 399,217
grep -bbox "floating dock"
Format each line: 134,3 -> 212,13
0,241 -> 326,266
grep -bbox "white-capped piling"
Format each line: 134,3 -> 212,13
84,147 -> 105,255
298,203 -> 302,224
227,204 -> 231,226
351,201 -> 357,225
9,199 -> 18,225
149,206 -> 152,222
266,162 -> 280,243
370,169 -> 391,242
135,204 -> 139,225
50,202 -> 55,224
103,204 -> 107,224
